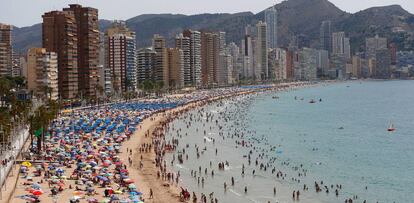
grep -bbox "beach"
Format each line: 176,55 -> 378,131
3,84 -> 297,203
162,80 -> 414,203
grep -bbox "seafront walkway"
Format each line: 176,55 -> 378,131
0,125 -> 30,201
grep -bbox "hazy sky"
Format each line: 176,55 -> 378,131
1,0 -> 414,27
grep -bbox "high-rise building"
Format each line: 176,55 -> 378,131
175,34 -> 191,86
12,52 -> 23,77
98,32 -> 111,97
201,32 -> 220,86
219,32 -> 226,54
389,43 -> 397,65
226,42 -> 241,83
219,54 -> 233,85
0,23 -> 12,77
344,37 -> 351,60
152,34 -> 168,87
351,56 -> 362,78
265,6 -> 278,49
365,35 -> 387,59
105,21 -> 136,94
166,48 -> 184,88
137,48 -> 157,83
42,10 -> 78,99
63,4 -> 99,98
26,48 -> 59,100
375,49 -> 391,79
256,21 -> 268,81
316,50 -> 329,76
183,30 -> 202,86
241,35 -> 254,79
272,48 -> 287,81
319,20 -> 332,54
286,50 -> 294,80
332,32 -> 346,56
294,48 -> 318,81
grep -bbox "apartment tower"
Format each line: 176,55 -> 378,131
0,23 -> 12,77
26,48 -> 59,100
63,4 -> 99,98
105,21 -> 136,93
42,10 -> 78,99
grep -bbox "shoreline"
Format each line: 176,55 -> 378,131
2,82 -> 314,203
130,82 -> 316,202
128,89 -> 261,202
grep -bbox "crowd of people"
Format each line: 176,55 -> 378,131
10,86 -> 274,202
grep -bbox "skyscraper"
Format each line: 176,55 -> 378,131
272,48 -> 287,81
256,21 -> 268,81
375,49 -> 391,79
183,30 -> 201,86
201,32 -> 220,86
175,34 -> 191,86
316,49 -> 329,76
166,48 -> 184,88
152,34 -> 169,87
63,4 -> 99,98
351,56 -> 362,78
241,34 -> 254,79
319,20 -> 332,53
43,4 -> 99,99
26,48 -> 59,100
105,21 -> 136,93
332,32 -> 346,56
0,23 -> 13,77
265,6 -> 278,49
137,48 -> 157,83
219,32 -> 226,54
98,32 -> 111,96
42,10 -> 78,99
226,42 -> 241,83
294,48 -> 318,81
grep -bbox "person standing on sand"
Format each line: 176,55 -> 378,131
149,188 -> 153,199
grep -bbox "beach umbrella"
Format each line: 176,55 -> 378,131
31,183 -> 41,189
87,198 -> 98,203
100,198 -> 110,203
32,190 -> 43,196
71,196 -> 82,201
21,161 -> 32,167
123,179 -> 134,184
73,191 -> 84,195
114,190 -> 123,194
128,184 -> 136,189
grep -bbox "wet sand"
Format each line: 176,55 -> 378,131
126,90 -> 259,202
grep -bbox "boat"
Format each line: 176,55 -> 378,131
387,123 -> 396,132
309,99 -> 316,104
272,96 -> 279,99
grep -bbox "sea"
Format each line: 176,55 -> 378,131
164,80 -> 414,203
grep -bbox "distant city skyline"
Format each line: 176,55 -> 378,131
1,0 -> 414,27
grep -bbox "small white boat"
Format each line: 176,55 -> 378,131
387,123 -> 396,132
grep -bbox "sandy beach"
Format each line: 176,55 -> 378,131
2,82 -> 319,203
2,84 -> 268,203
127,90 -> 259,202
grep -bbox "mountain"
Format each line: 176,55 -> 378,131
258,0 -> 348,47
10,0 -> 414,54
125,12 -> 256,47
336,5 -> 414,51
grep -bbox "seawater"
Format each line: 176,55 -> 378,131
165,81 -> 414,203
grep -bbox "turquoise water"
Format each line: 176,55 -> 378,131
249,80 -> 414,202
165,80 -> 414,203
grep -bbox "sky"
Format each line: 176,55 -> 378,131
1,0 -> 414,27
